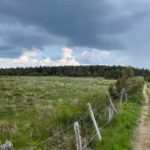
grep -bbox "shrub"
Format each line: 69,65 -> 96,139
144,75 -> 150,82
126,78 -> 143,94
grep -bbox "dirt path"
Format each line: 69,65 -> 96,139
133,84 -> 150,150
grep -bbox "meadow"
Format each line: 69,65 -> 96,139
0,76 -> 114,149
0,76 -> 143,150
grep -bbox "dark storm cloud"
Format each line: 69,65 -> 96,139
0,46 -> 22,58
0,0 -> 149,57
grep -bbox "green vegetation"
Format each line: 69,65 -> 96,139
146,82 -> 150,121
94,77 -> 144,150
144,75 -> 150,82
0,65 -> 149,79
0,76 -> 114,149
95,102 -> 141,150
115,67 -> 134,93
0,75 -> 144,150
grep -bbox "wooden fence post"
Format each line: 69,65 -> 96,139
120,88 -> 128,105
120,88 -> 124,105
124,88 -> 128,101
108,106 -> 114,122
106,91 -> 117,113
87,103 -> 102,141
74,122 -> 82,150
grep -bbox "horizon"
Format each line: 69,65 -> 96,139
0,64 -> 149,72
0,1 -> 150,68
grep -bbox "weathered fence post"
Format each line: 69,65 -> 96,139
106,91 -> 117,113
120,88 -> 128,105
74,122 -> 82,150
108,106 -> 114,122
87,103 -> 102,141
124,88 -> 128,101
120,88 -> 125,105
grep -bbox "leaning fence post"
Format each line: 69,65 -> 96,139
74,122 -> 82,150
106,91 -> 117,113
87,103 -> 102,141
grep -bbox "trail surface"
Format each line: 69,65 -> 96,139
133,84 -> 150,150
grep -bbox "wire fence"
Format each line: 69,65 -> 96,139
1,88 -> 127,150
30,110 -> 90,150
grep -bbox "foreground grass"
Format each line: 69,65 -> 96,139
0,76 -> 143,149
95,103 -> 141,150
0,76 -> 114,149
92,78 -> 144,150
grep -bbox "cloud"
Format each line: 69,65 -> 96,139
81,51 -> 88,56
59,48 -> 79,66
0,0 -> 149,55
0,48 -> 80,68
0,22 -> 67,58
39,48 -> 80,66
0,49 -> 39,67
63,48 -> 73,58
0,0 -> 150,68
75,48 -> 130,66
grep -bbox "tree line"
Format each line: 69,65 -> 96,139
0,65 -> 149,79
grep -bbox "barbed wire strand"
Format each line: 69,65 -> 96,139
30,110 -> 90,150
82,120 -> 111,150
49,135 -> 76,150
83,132 -> 97,150
30,123 -> 74,150
31,96 -> 117,150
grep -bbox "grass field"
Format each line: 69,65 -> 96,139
0,76 -> 144,150
0,76 -> 114,149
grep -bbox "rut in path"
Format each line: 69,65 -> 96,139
133,84 -> 150,150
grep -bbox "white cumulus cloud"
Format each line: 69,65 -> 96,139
0,48 -> 80,68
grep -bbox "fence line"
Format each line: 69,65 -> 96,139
107,91 -> 117,113
88,103 -> 102,141
2,88 -> 127,150
30,110 -> 91,150
50,135 -> 75,150
31,90 -> 124,150
74,122 -> 82,150
30,123 -> 74,150
82,131 -> 97,150
120,88 -> 128,105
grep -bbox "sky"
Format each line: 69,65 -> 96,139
0,0 -> 150,68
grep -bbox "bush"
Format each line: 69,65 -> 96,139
126,78 -> 143,94
144,75 -> 150,82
